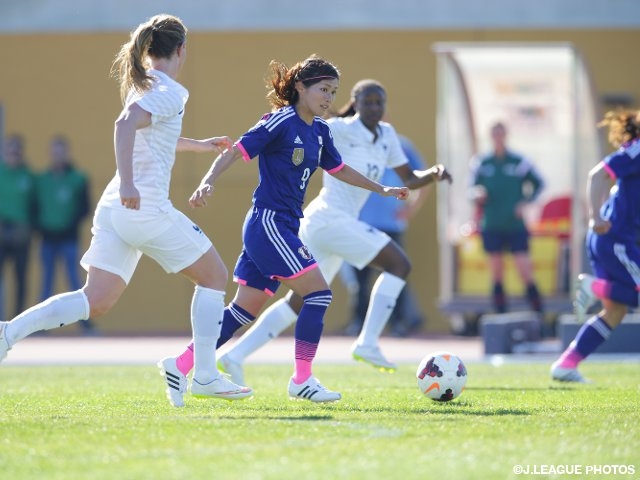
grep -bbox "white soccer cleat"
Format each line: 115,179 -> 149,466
574,273 -> 597,323
157,356 -> 187,408
550,362 -> 590,384
191,375 -> 253,401
217,353 -> 245,386
351,343 -> 397,372
0,322 -> 10,363
288,376 -> 341,403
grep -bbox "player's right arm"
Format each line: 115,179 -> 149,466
587,161 -> 615,234
189,145 -> 243,208
114,102 -> 152,210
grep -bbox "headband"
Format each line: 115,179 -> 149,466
297,75 -> 337,83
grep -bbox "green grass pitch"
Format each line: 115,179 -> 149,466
1,362 -> 638,480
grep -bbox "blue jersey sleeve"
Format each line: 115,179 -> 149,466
319,124 -> 343,172
236,113 -> 280,161
604,141 -> 640,179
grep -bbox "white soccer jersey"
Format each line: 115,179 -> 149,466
304,114 -> 408,221
98,69 -> 189,211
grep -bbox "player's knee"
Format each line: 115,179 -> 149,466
86,293 -> 117,318
286,291 -> 305,314
387,256 -> 411,279
88,302 -> 112,318
303,289 -> 333,307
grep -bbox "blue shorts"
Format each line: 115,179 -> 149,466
233,206 -> 318,295
481,230 -> 529,254
587,230 -> 640,289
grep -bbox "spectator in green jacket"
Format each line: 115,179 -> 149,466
35,135 -> 97,334
0,134 -> 36,318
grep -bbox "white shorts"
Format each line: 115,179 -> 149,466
81,205 -> 213,284
300,214 -> 390,284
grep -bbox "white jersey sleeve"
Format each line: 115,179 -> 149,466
382,122 -> 410,169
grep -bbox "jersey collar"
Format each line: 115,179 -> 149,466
352,113 -> 382,143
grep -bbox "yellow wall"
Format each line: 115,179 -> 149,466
1,29 -> 639,334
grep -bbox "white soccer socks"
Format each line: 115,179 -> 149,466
5,290 -> 90,345
356,272 -> 406,347
190,285 -> 225,384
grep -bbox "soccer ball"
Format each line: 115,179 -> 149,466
416,351 -> 467,402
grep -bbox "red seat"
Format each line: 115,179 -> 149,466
535,196 -> 572,239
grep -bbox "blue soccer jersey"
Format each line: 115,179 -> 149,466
236,106 -> 344,218
600,139 -> 640,241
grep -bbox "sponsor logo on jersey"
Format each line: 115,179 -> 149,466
294,135 -> 303,144
292,148 -> 304,166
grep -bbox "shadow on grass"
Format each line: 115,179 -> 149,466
405,406 -> 530,416
266,406 -> 530,418
467,387 -> 556,391
182,403 -> 530,421
205,414 -> 335,422
270,415 -> 334,421
548,384 -> 604,390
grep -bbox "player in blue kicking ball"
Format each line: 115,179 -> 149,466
159,56 -> 409,406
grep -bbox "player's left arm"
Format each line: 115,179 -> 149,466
514,160 -> 545,218
394,163 -> 452,190
177,136 -> 233,154
330,164 -> 409,200
189,145 -> 243,208
518,155 -> 545,203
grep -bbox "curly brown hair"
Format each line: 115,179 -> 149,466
598,109 -> 640,148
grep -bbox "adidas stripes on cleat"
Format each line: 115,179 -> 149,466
288,376 -> 341,403
157,356 -> 187,408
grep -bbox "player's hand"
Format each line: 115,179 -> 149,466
432,164 -> 453,183
189,184 -> 214,208
196,136 -> 233,154
120,183 -> 140,210
382,186 -> 409,200
590,217 -> 611,235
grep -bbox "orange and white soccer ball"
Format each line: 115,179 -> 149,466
416,351 -> 467,402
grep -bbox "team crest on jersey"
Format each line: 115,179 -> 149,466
292,148 -> 304,166
298,245 -> 313,260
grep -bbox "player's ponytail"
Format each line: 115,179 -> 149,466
266,54 -> 340,110
111,14 -> 187,104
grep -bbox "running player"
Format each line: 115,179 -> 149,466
212,79 -> 451,383
159,61 -> 410,406
0,14 -> 251,404
551,109 -> 640,383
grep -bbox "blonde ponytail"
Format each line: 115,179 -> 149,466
111,14 -> 187,104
